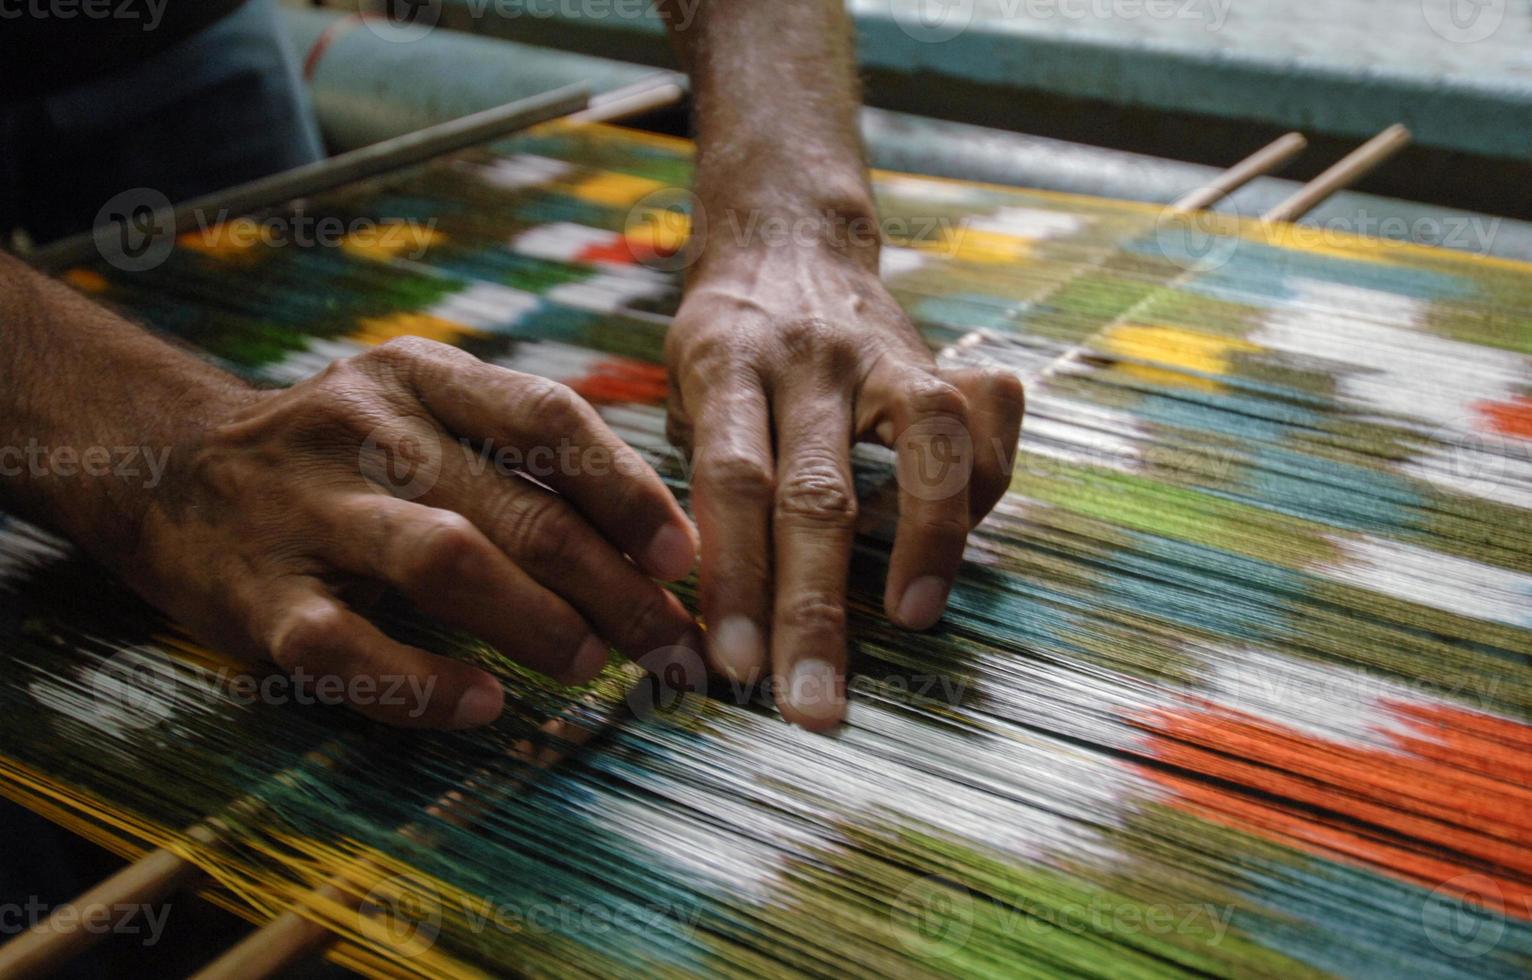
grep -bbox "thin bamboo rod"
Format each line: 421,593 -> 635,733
567,72 -> 688,125
0,826 -> 215,977
0,742 -> 345,977
1169,132 -> 1308,213
27,85 -> 589,273
1027,124 -> 1412,388
1261,124 -> 1412,223
193,714 -> 601,980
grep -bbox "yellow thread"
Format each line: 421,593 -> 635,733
341,223 -> 446,263
353,312 -> 483,347
62,268 -> 110,292
1100,323 -> 1260,392
178,217 -> 267,260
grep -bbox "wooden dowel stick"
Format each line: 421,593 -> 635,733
27,85 -> 589,273
193,714 -> 601,980
0,826 -> 215,978
1261,124 -> 1411,223
1169,132 -> 1308,212
0,742 -> 345,977
568,73 -> 687,125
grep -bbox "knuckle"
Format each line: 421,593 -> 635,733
521,378 -> 590,435
362,337 -> 472,393
270,604 -> 349,671
777,316 -> 833,354
369,335 -> 448,366
985,368 -> 1026,410
405,513 -> 486,587
310,356 -> 368,393
780,596 -> 847,639
905,376 -> 969,420
775,456 -> 857,527
696,450 -> 775,503
777,317 -> 858,371
503,493 -> 581,567
679,330 -> 744,375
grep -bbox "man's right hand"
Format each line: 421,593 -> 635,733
129,337 -> 700,729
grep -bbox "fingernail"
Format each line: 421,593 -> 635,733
451,680 -> 504,729
644,524 -> 696,581
784,658 -> 844,728
562,634 -> 610,686
710,616 -> 764,681
896,576 -> 950,630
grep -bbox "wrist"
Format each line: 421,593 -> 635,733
34,373 -> 255,574
690,192 -> 883,279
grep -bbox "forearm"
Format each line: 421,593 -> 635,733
0,251 -> 246,564
661,0 -> 877,268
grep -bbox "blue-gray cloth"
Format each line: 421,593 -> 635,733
0,0 -> 322,245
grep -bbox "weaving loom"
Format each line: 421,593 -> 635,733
2,119 -> 1530,977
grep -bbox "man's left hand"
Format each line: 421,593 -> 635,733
665,233 -> 1024,729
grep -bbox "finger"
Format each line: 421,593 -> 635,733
769,376 -> 855,731
686,377 -> 774,684
424,453 -> 698,662
320,492 -> 609,686
259,577 -> 507,729
863,359 -> 972,631
945,366 -> 1025,522
372,338 -> 697,580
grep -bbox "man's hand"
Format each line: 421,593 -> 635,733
135,337 -> 700,728
662,0 -> 1024,729
667,236 -> 1023,730
0,253 -> 700,731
